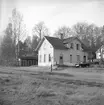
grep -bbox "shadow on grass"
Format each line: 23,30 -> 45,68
30,71 -> 74,78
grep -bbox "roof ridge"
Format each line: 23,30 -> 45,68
45,36 -> 68,50
44,36 -> 60,39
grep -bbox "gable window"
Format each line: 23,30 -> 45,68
70,55 -> 72,63
43,43 -> 46,50
50,45 -> 52,48
70,43 -> 73,49
49,54 -> 51,62
76,44 -> 80,50
65,44 -> 69,48
44,54 -> 46,62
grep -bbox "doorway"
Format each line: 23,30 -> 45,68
59,54 -> 63,65
83,56 -> 86,63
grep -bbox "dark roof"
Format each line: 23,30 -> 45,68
45,36 -> 68,50
81,43 -> 100,52
95,42 -> 104,52
81,39 -> 102,52
63,37 -> 90,51
20,55 -> 38,60
81,43 -> 90,52
35,38 -> 45,51
36,36 -> 96,52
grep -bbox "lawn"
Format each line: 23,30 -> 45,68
0,66 -> 104,105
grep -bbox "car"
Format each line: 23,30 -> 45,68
75,62 -> 90,68
75,64 -> 80,67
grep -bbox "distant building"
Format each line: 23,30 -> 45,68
19,55 -> 38,66
96,45 -> 104,60
36,36 -> 89,66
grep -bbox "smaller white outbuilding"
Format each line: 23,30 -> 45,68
96,45 -> 104,60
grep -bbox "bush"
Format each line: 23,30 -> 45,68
0,58 -> 18,66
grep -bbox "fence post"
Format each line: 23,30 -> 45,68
51,64 -> 52,72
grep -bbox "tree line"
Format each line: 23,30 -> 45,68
0,8 -> 104,66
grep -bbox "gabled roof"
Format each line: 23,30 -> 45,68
63,37 -> 90,51
35,38 -> 45,51
81,43 -> 91,52
96,44 -> 104,53
35,36 -> 94,52
63,37 -> 82,44
35,36 -> 68,51
45,36 -> 68,50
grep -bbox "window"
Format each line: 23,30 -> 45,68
76,44 -> 80,50
39,55 -> 42,62
60,56 -> 63,60
77,55 -> 80,63
49,54 -> 51,62
44,54 -> 46,62
65,44 -> 69,48
50,45 -> 52,48
70,55 -> 72,63
43,42 -> 46,49
59,54 -> 63,65
70,43 -> 73,49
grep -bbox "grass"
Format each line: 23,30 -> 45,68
0,67 -> 103,105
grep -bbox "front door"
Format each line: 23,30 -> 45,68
59,54 -> 63,65
83,56 -> 86,63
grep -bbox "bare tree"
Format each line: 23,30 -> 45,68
54,26 -> 73,39
32,21 -> 49,40
31,35 -> 39,51
100,25 -> 104,65
72,22 -> 102,47
11,8 -> 27,63
72,22 -> 89,39
24,36 -> 32,53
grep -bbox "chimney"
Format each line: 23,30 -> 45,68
60,33 -> 63,40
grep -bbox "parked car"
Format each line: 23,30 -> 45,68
75,62 -> 90,68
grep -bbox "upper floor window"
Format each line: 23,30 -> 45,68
50,45 -> 52,48
70,43 -> 73,49
76,44 -> 80,50
43,42 -> 46,49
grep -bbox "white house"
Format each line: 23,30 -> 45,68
36,36 -> 89,66
96,45 -> 104,59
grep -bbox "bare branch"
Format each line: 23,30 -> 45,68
32,21 -> 49,39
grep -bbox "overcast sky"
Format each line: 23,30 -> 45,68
0,0 -> 104,36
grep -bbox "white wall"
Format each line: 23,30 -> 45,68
96,52 -> 101,59
38,38 -> 54,66
54,49 -> 88,66
96,46 -> 104,59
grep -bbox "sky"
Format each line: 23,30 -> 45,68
0,0 -> 104,37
